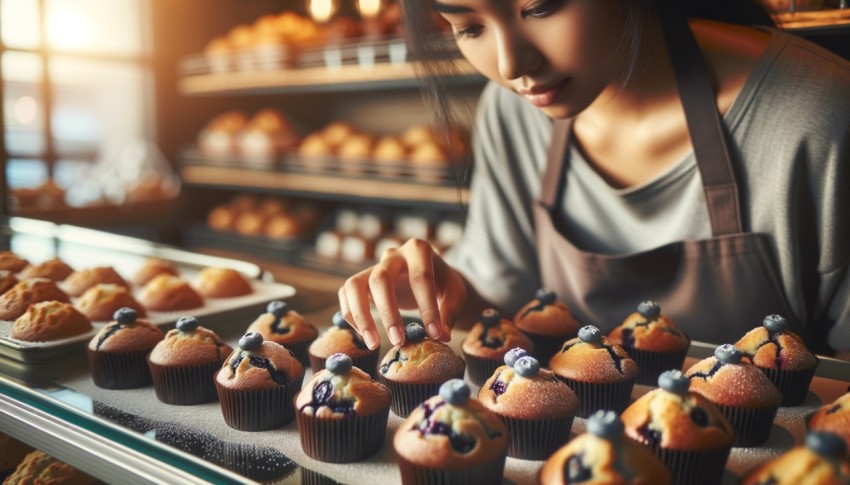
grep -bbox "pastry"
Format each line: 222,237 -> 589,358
513,288 -> 580,363
18,258 -> 74,282
0,278 -> 70,321
0,270 -> 18,295
0,251 -> 29,273
138,274 -> 204,312
75,283 -> 146,322
461,308 -> 534,385
195,267 -> 252,298
5,450 -> 95,485
11,301 -> 92,342
86,308 -> 165,389
245,301 -> 318,366
133,258 -> 179,286
63,266 -> 129,298
308,311 -> 379,377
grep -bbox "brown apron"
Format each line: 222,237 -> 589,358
532,9 -> 819,350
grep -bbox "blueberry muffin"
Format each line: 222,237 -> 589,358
195,267 -> 253,298
0,270 -> 18,295
741,431 -> 850,485
608,301 -> 690,386
5,450 -> 95,485
0,278 -> 69,321
139,274 -> 204,312
549,325 -> 638,417
735,314 -> 819,406
18,258 -> 74,282
479,351 -> 578,459
75,283 -> 146,322
461,308 -> 533,386
295,354 -> 391,462
11,300 -> 91,342
809,391 -> 850,456
308,311 -> 379,377
513,289 -> 580,363
621,370 -> 733,485
378,321 -> 466,417
394,380 -> 508,484
86,307 -> 165,389
246,301 -> 318,366
685,344 -> 781,446
133,258 -> 179,286
63,266 -> 129,297
539,410 -> 671,485
0,251 -> 29,273
215,332 -> 305,431
148,316 -> 232,405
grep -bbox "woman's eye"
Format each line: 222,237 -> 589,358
521,0 -> 562,19
454,25 -> 484,39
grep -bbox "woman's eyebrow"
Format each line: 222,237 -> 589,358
432,1 -> 474,14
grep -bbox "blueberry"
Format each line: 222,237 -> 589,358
690,408 -> 709,427
763,314 -> 788,334
535,289 -> 556,306
439,379 -> 470,405
114,307 -> 137,325
514,356 -> 540,377
806,431 -> 847,458
239,332 -> 263,351
479,309 -> 501,328
405,322 -> 427,343
326,353 -> 353,375
714,344 -> 742,365
578,325 -> 602,344
658,370 -> 690,395
266,301 -> 289,318
637,300 -> 661,318
176,316 -> 199,333
331,311 -> 348,329
504,347 -> 528,367
587,410 -> 624,439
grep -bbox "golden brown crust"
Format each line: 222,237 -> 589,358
479,365 -> 578,420
195,267 -> 252,298
18,258 -> 74,282
87,318 -> 163,352
148,326 -> 232,367
0,251 -> 29,273
809,392 -> 850,453
513,299 -> 579,337
246,310 -> 318,346
133,258 -> 179,286
608,312 -> 689,352
308,326 -> 376,359
740,445 -> 850,485
379,340 -> 466,384
295,367 -> 391,417
0,279 -> 70,321
685,356 -> 781,408
734,326 -> 818,371
461,320 -> 534,359
63,267 -> 129,297
0,270 -> 18,295
216,341 -> 305,391
5,450 -> 96,485
138,275 -> 204,312
207,205 -> 240,231
75,284 -> 146,322
11,301 -> 92,342
549,336 -> 638,383
539,433 -> 672,485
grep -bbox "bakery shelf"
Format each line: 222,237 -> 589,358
776,8 -> 850,31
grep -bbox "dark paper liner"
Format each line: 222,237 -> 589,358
382,367 -> 465,417
282,339 -> 314,368
309,351 -> 380,379
301,468 -> 344,485
650,445 -> 730,485
758,365 -> 817,406
496,413 -> 574,460
716,403 -> 778,446
87,347 -> 153,389
523,331 -> 573,364
556,376 -> 634,418
625,347 -> 688,386
462,353 -> 501,387
215,375 -> 303,431
148,360 -> 220,405
296,407 -> 389,463
396,451 -> 506,485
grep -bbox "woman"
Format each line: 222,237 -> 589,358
338,0 -> 850,356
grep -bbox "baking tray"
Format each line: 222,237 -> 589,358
0,217 -> 296,364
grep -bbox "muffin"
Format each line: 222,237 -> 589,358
5,450 -> 95,485
741,431 -> 850,485
18,258 -> 74,282
295,354 -> 391,463
308,311 -> 379,377
735,314 -> 819,406
809,391 -> 850,455
0,278 -> 70,321
11,301 -> 92,342
395,379 -> 508,484
133,258 -> 179,286
75,283 -> 146,322
215,332 -> 305,431
195,267 -> 253,298
621,370 -> 734,485
549,325 -> 638,417
479,351 -> 578,459
0,270 -> 18,295
608,300 -> 690,386
139,274 -> 204,312
0,251 -> 29,273
513,288 -> 580,363
246,301 -> 318,366
147,316 -> 232,405
63,266 -> 129,297
461,308 -> 534,386
86,308 -> 165,389
539,410 -> 672,485
685,344 -> 781,446
379,321 -> 466,417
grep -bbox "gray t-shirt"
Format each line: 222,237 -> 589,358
445,29 -> 850,351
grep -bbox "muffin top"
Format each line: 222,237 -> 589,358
76,283 -> 146,320
246,301 -> 318,344
479,351 -> 577,420
138,274 -> 204,311
539,411 -> 671,485
608,301 -> 689,352
309,311 -> 374,359
0,270 -> 19,295
549,325 -> 638,383
0,251 -> 29,273
148,316 -> 231,366
809,391 -> 850,451
394,380 -> 508,468
621,370 -> 733,451
12,301 -> 92,342
87,307 -> 164,352
216,332 -> 304,391
685,344 -> 782,408
513,289 -> 580,337
19,258 -> 74,282
0,278 -> 70,320
295,353 -> 390,418
195,267 -> 252,298
5,450 -> 95,485
735,314 -> 818,371
462,308 -> 533,359
64,266 -> 129,297
379,322 -> 465,383
133,258 -> 179,286
741,432 -> 850,485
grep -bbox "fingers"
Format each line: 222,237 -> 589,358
369,251 -> 406,346
435,258 -> 467,342
401,239 -> 442,341
339,269 -> 380,350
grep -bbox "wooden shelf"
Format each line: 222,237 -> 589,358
13,199 -> 179,227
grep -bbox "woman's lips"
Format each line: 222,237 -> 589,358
519,78 -> 570,107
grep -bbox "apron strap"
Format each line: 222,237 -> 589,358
541,119 -> 572,208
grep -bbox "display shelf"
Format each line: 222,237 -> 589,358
12,199 -> 180,227
777,8 -> 850,31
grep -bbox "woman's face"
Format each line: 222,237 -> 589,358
435,0 -> 630,119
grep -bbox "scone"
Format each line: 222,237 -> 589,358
0,278 -> 70,321
139,274 -> 204,312
63,266 -> 129,297
133,258 -> 179,286
11,301 -> 92,342
75,283 -> 146,322
195,267 -> 252,298
18,258 -> 74,282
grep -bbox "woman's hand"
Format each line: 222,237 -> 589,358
338,238 -> 468,350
